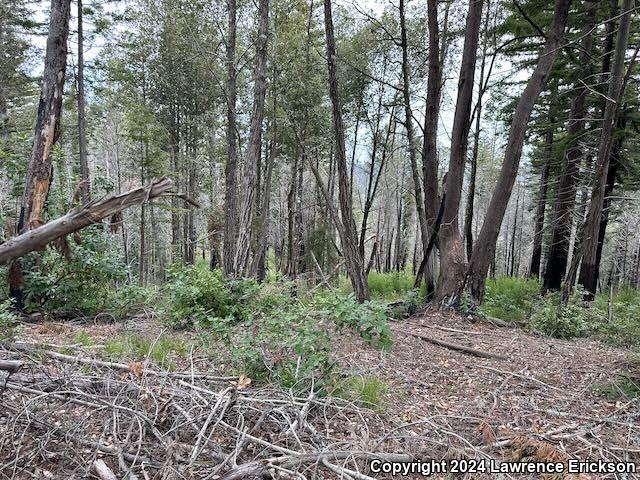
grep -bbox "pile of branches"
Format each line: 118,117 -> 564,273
0,342 -> 410,480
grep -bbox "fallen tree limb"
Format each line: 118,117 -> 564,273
395,328 -> 507,360
0,178 -> 175,265
92,460 -> 118,480
3,342 -> 235,381
0,359 -> 23,373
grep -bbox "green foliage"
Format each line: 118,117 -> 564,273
528,289 -> 597,339
0,300 -> 19,341
73,331 -> 95,347
592,288 -> 640,347
367,271 -> 415,300
22,228 -> 149,318
317,293 -> 392,351
330,375 -> 389,410
162,264 -> 235,328
104,333 -> 187,368
480,277 -> 541,322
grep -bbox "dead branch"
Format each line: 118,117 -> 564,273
0,178 -> 175,265
395,328 -> 507,360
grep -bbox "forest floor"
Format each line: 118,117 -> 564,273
1,310 -> 638,479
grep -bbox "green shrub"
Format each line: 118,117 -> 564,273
592,288 -> 640,347
22,227 -> 144,318
163,264 -> 234,328
0,300 -> 18,341
480,277 -> 541,322
330,375 -> 389,410
528,288 -> 599,339
317,293 -> 392,351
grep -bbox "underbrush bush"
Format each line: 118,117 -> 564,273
480,277 -> 540,322
22,228 -> 146,318
591,288 -> 640,347
527,289 -> 598,339
316,293 -> 392,351
162,265 -> 393,389
0,300 -> 18,341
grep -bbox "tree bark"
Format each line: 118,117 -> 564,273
77,0 -> 90,203
223,0 -> 238,276
323,0 -> 369,302
529,124 -> 552,278
9,0 -> 71,309
435,0 -> 483,305
577,0 -> 633,298
0,179 -> 175,266
466,0 -> 571,303
235,0 -> 270,276
542,1 -> 597,291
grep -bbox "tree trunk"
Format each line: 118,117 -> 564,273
577,0 -> 633,298
77,0 -> 90,203
9,0 -> 71,309
323,0 -> 368,302
464,0 -> 491,262
529,124 -> 552,278
542,1 -> 597,291
235,0 -> 270,276
223,0 -> 238,276
435,0 -> 483,305
466,0 -> 571,303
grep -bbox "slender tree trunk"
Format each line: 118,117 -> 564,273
223,0 -> 238,276
593,122 -> 625,289
577,0 -> 632,298
435,0 -> 483,305
77,0 -> 89,203
466,0 -> 571,303
542,1 -> 597,291
323,0 -> 368,302
235,0 -> 270,276
9,0 -> 71,309
464,0 -> 491,262
399,0 -> 429,288
529,124 -> 553,278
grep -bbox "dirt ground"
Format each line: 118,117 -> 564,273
1,311 -> 638,479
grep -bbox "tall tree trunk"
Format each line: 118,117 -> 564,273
9,0 -> 71,309
577,0 -> 632,298
466,0 -> 571,303
77,0 -> 90,203
529,124 -> 553,278
464,0 -> 491,262
223,0 -> 238,276
323,0 -> 368,302
235,0 -> 270,276
593,119 -> 625,289
435,0 -> 483,305
399,0 -> 434,294
542,1 -> 597,291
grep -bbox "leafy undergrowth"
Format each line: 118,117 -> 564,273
162,263 -> 393,389
481,277 -> 640,346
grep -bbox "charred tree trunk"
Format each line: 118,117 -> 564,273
529,124 -> 553,278
323,0 -> 368,302
9,0 -> 71,309
593,120 -> 625,289
235,0 -> 269,276
435,0 -> 483,305
223,0 -> 238,276
466,0 -> 571,303
542,1 -> 597,291
577,0 -> 632,298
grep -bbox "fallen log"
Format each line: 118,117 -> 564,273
395,328 -> 507,360
0,360 -> 23,374
92,460 -> 117,480
0,178 -> 175,265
